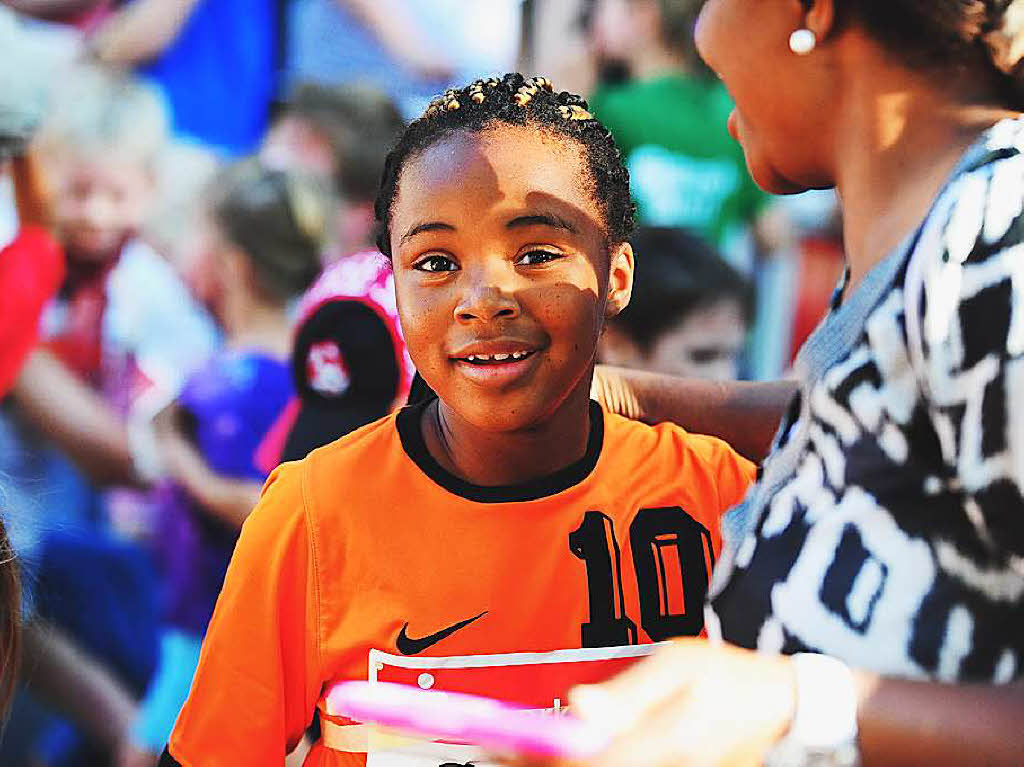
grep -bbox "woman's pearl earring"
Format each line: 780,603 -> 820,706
789,28 -> 817,55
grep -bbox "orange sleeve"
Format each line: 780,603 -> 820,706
712,440 -> 757,513
167,463 -> 322,766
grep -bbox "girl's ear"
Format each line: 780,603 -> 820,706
605,241 -> 634,319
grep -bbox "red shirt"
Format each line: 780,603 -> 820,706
0,226 -> 64,396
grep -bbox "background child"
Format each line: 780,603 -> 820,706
124,161 -> 328,766
11,64 -> 219,504
0,64 -> 218,767
162,74 -> 755,767
599,226 -> 753,380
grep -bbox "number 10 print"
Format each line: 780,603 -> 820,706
569,509 -> 714,647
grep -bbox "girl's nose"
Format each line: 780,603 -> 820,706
454,267 -> 521,323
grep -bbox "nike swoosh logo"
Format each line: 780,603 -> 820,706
395,612 -> 487,655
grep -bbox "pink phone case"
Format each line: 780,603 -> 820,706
327,681 -> 610,760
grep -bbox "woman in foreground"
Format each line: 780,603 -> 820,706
527,0 -> 1024,764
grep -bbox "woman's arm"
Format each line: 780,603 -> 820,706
153,403 -> 262,529
591,365 -> 796,462
508,640 -> 1024,767
855,671 -> 1024,766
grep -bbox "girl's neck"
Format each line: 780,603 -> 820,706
421,381 -> 595,488
831,59 -> 1017,292
223,296 -> 292,359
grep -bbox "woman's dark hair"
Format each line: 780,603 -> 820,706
828,0 -> 1024,106
374,73 -> 636,259
208,161 -> 328,302
0,517 -> 21,721
613,226 -> 753,350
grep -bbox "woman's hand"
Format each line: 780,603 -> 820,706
508,639 -> 796,767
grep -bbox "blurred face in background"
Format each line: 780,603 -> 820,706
181,212 -> 232,324
589,0 -> 660,62
51,149 -> 153,263
646,297 -> 746,379
261,115 -> 337,178
601,296 -> 747,380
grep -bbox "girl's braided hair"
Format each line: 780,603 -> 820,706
374,73 -> 635,259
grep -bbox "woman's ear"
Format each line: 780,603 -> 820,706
605,241 -> 634,319
794,0 -> 836,43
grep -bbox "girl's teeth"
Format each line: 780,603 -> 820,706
464,351 -> 532,362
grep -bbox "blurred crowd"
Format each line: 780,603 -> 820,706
0,1 -> 843,765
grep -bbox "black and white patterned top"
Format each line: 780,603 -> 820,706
708,117 -> 1024,683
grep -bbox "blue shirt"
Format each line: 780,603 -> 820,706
140,0 -> 276,155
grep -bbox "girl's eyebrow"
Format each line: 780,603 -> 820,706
506,212 -> 579,234
401,221 -> 456,244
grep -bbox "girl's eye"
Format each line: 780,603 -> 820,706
517,250 -> 562,266
413,254 -> 458,273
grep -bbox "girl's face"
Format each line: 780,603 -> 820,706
390,125 -> 633,432
695,0 -> 835,193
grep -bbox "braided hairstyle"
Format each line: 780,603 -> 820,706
825,1 -> 1024,107
374,73 -> 635,259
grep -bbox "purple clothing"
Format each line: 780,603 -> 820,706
155,351 -> 292,634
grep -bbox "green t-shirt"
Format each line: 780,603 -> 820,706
590,74 -> 767,254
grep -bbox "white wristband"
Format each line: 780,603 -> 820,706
766,653 -> 859,766
790,653 -> 858,747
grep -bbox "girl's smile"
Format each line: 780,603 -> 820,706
450,341 -> 543,388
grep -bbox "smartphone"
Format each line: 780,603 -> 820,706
326,681 -> 610,760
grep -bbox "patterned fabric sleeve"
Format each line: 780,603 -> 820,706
911,150 -> 1024,640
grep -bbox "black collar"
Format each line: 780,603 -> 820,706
396,399 -> 605,503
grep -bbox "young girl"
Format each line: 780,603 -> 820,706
127,162 -> 326,763
161,74 -> 755,767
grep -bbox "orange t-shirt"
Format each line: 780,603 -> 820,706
165,401 -> 755,767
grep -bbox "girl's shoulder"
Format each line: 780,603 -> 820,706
601,407 -> 755,483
